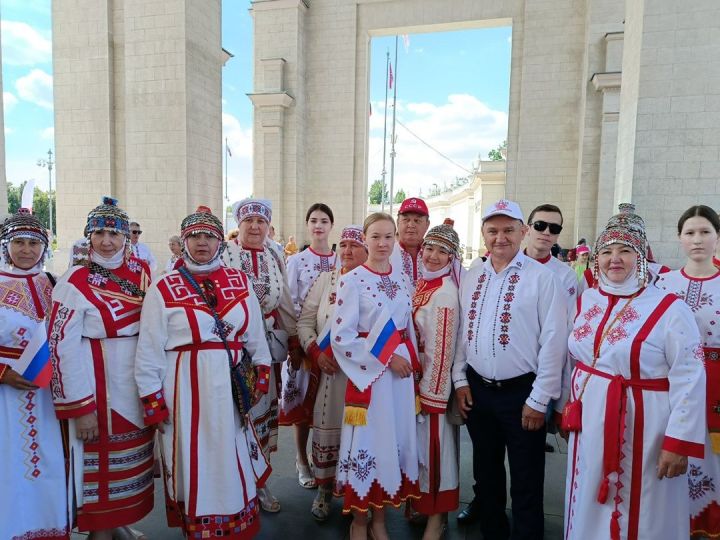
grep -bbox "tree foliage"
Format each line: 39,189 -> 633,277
488,140 -> 507,161
394,189 -> 406,204
368,179 -> 389,205
7,182 -> 55,234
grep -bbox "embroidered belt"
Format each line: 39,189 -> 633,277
0,345 -> 23,360
705,347 -> 720,361
576,361 -> 669,504
172,341 -> 244,352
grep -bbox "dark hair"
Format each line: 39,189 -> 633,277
677,205 -> 720,234
130,221 -> 140,227
528,204 -> 563,225
305,203 -> 334,224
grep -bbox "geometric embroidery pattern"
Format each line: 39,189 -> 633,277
18,390 -> 42,480
338,448 -> 377,482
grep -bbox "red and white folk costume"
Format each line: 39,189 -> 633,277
390,242 -> 424,292
49,197 -> 154,531
279,246 -> 337,425
135,206 -> 272,539
331,264 -> 420,512
657,269 -> 720,537
0,210 -> 69,540
222,198 -> 299,456
564,205 -> 706,540
410,224 -> 462,515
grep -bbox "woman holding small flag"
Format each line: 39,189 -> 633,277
297,224 -> 367,520
331,212 -> 420,540
411,223 -> 462,539
0,208 -> 69,540
49,197 -> 154,539
135,206 -> 272,539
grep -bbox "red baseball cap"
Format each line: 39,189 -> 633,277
398,197 -> 429,216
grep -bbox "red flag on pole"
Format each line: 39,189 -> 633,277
389,62 -> 394,89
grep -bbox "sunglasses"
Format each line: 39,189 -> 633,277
530,221 -> 563,235
131,230 -> 142,235
202,279 -> 218,309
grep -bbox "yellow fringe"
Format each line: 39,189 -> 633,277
710,432 -> 720,454
415,395 -> 422,415
344,406 -> 368,426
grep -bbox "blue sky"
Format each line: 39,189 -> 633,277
2,0 -> 511,202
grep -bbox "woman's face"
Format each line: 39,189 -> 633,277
169,240 -> 182,256
239,217 -> 269,248
679,216 -> 719,263
578,252 -> 589,264
8,238 -> 44,270
307,210 -> 333,243
338,240 -> 367,271
185,233 -> 220,263
90,230 -> 126,258
597,243 -> 637,284
365,220 -> 395,263
421,244 -> 452,273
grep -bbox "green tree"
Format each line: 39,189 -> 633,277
368,179 -> 389,205
394,189 -> 406,204
488,140 -> 507,161
7,181 -> 54,234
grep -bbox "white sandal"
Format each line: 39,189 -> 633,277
311,486 -> 332,521
296,460 -> 317,489
257,486 -> 281,513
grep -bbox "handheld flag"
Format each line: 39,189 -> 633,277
316,318 -> 332,356
15,323 -> 52,387
366,312 -> 402,366
22,179 -> 36,211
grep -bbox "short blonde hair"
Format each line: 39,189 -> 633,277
363,212 -> 396,235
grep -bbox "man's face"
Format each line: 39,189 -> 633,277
397,212 -> 430,249
526,210 -> 563,255
482,215 -> 527,260
130,225 -> 142,245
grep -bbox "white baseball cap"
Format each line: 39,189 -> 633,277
482,199 -> 525,222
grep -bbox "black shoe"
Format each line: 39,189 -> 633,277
456,502 -> 480,525
545,442 -> 555,453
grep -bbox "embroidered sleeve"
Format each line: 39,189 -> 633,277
255,365 -> 271,393
135,284 -> 171,403
298,272 -> 328,354
242,282 -> 272,369
49,274 -> 97,419
662,301 -> 707,457
140,390 -> 169,424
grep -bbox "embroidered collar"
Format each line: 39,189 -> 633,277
484,249 -> 525,276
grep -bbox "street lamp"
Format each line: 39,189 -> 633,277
37,149 -> 54,237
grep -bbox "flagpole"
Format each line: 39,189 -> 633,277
389,35 -> 399,215
381,50 -> 390,214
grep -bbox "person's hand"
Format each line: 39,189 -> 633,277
288,347 -> 304,370
389,354 -> 413,378
455,387 -> 473,419
657,450 -> 688,479
154,418 -> 171,434
521,404 -> 545,431
0,368 -> 38,390
76,413 -> 99,442
317,352 -> 339,375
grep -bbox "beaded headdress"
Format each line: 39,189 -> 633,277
593,203 -> 648,286
423,223 -> 461,259
85,196 -> 130,238
0,208 -> 49,267
340,225 -> 365,248
233,198 -> 272,225
181,205 -> 224,241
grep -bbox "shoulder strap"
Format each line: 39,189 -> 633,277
45,272 -> 56,287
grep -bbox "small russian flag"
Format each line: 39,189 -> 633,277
316,319 -> 333,356
366,314 -> 402,366
15,324 -> 52,388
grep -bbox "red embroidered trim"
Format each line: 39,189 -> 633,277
141,390 -> 169,424
256,365 -> 271,394
662,435 -> 704,458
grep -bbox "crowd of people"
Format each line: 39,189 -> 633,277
1,193 -> 719,540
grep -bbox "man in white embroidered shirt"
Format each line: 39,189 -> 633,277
129,221 -> 157,273
390,197 -> 430,291
452,199 -> 566,540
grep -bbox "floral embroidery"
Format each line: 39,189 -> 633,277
688,463 -> 715,500
467,272 -> 487,345
338,449 -> 377,481
584,305 -> 603,321
497,271 -> 521,350
573,323 -> 593,342
377,275 -> 400,300
328,292 -> 337,305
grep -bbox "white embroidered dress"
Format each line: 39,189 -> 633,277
331,264 -> 420,512
411,267 -> 460,514
297,268 -> 347,485
222,242 -> 297,455
0,269 -> 69,540
280,247 -> 337,425
657,269 -> 720,537
564,286 -> 706,540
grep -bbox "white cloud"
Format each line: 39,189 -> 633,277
222,112 -> 254,203
40,126 -> 54,140
367,94 -> 508,197
15,69 -> 54,109
4,127 -> 13,136
3,91 -> 18,110
1,20 -> 52,66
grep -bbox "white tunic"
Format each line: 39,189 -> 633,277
135,266 -> 272,538
390,242 -> 424,292
0,269 -> 68,540
130,242 -> 157,273
452,250 -> 567,412
286,247 -> 337,317
331,264 -> 419,511
657,269 -> 720,536
297,268 -> 347,484
564,285 -> 706,540
411,267 -> 460,513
